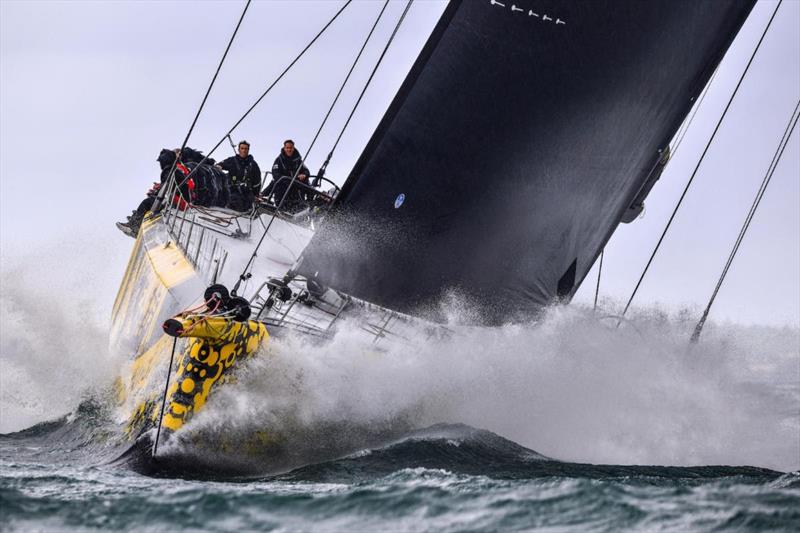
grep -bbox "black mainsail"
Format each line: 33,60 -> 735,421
298,0 -> 756,323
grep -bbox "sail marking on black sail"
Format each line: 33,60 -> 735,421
298,0 -> 756,324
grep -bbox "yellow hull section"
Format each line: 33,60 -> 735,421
112,215 -> 269,441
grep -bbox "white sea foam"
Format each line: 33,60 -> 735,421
0,240 -> 127,433
184,302 -> 799,472
0,242 -> 797,471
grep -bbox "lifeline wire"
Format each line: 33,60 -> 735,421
690,99 -> 800,342
234,0 -> 414,293
154,0 -> 251,211
169,0 -> 354,195
152,337 -> 178,458
618,0 -> 783,323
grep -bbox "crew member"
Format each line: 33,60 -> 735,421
116,148 -> 202,237
261,139 -> 313,212
217,140 -> 261,195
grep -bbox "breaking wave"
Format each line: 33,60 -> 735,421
173,303 -> 799,473
1,243 -> 798,473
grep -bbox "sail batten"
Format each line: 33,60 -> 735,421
299,0 -> 756,323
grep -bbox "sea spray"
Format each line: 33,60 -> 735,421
0,240 -> 128,433
178,304 -> 799,473
0,240 -> 796,471
2,269 -> 799,530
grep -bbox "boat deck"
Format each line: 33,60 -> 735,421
160,205 -> 445,348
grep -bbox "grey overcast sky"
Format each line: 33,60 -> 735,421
1,0 -> 798,327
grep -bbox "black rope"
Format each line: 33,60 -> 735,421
327,0 -> 415,166
313,0 -> 391,186
691,99 -> 800,342
618,1 -> 782,323
594,250 -> 604,311
169,0 -> 354,196
153,0 -> 251,211
152,337 -> 178,458
233,0 -> 413,293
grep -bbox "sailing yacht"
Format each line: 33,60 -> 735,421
111,0 -> 760,471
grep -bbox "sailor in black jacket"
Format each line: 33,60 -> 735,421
218,140 -> 262,195
262,140 -> 312,211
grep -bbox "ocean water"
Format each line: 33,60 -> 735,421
2,418 -> 798,532
1,257 -> 799,531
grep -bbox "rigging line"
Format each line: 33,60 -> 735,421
671,66 -> 719,159
167,0 -> 354,196
594,250 -> 604,311
153,0 -> 251,211
180,0 -> 251,154
152,337 -> 178,458
327,0 -> 415,166
233,0 -> 413,293
617,0 -> 782,324
690,99 -> 800,343
265,0 -> 390,198
311,0 -> 392,185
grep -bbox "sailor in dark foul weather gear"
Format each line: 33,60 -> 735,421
156,147 -> 211,203
218,140 -> 261,193
158,147 -> 231,209
261,139 -> 314,213
116,147 -> 224,237
117,148 -> 186,237
187,161 -> 229,208
217,140 -> 261,211
156,147 -> 228,209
